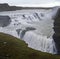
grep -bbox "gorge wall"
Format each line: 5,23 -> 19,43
53,8 -> 60,54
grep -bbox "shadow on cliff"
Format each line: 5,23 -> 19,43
53,8 -> 60,54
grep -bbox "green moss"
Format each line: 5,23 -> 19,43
0,33 -> 60,59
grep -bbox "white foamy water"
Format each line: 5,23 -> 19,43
0,8 -> 58,54
23,31 -> 56,54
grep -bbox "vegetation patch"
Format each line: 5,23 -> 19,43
0,33 -> 60,59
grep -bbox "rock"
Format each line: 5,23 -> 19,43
26,27 -> 36,31
53,8 -> 60,54
0,16 -> 11,27
19,27 -> 36,39
33,13 -> 41,20
20,30 -> 27,39
3,42 -> 7,44
53,34 -> 60,54
16,29 -> 21,36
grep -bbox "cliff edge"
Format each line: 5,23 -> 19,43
53,8 -> 60,54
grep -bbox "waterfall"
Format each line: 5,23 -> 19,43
23,31 -> 57,54
0,8 -> 59,54
19,8 -> 58,54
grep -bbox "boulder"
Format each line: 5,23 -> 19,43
0,16 -> 11,27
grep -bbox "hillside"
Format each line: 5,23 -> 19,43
0,3 -> 53,12
0,3 -> 22,11
0,33 -> 60,59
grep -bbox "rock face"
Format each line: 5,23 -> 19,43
53,8 -> 60,54
0,16 -> 11,27
16,27 -> 36,39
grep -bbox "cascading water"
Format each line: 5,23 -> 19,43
23,31 -> 57,54
0,8 -> 58,54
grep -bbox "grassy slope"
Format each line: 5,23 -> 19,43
0,33 -> 60,59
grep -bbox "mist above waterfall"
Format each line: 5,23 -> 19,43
0,8 -> 58,54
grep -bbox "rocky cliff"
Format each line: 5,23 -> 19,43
53,8 -> 60,54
